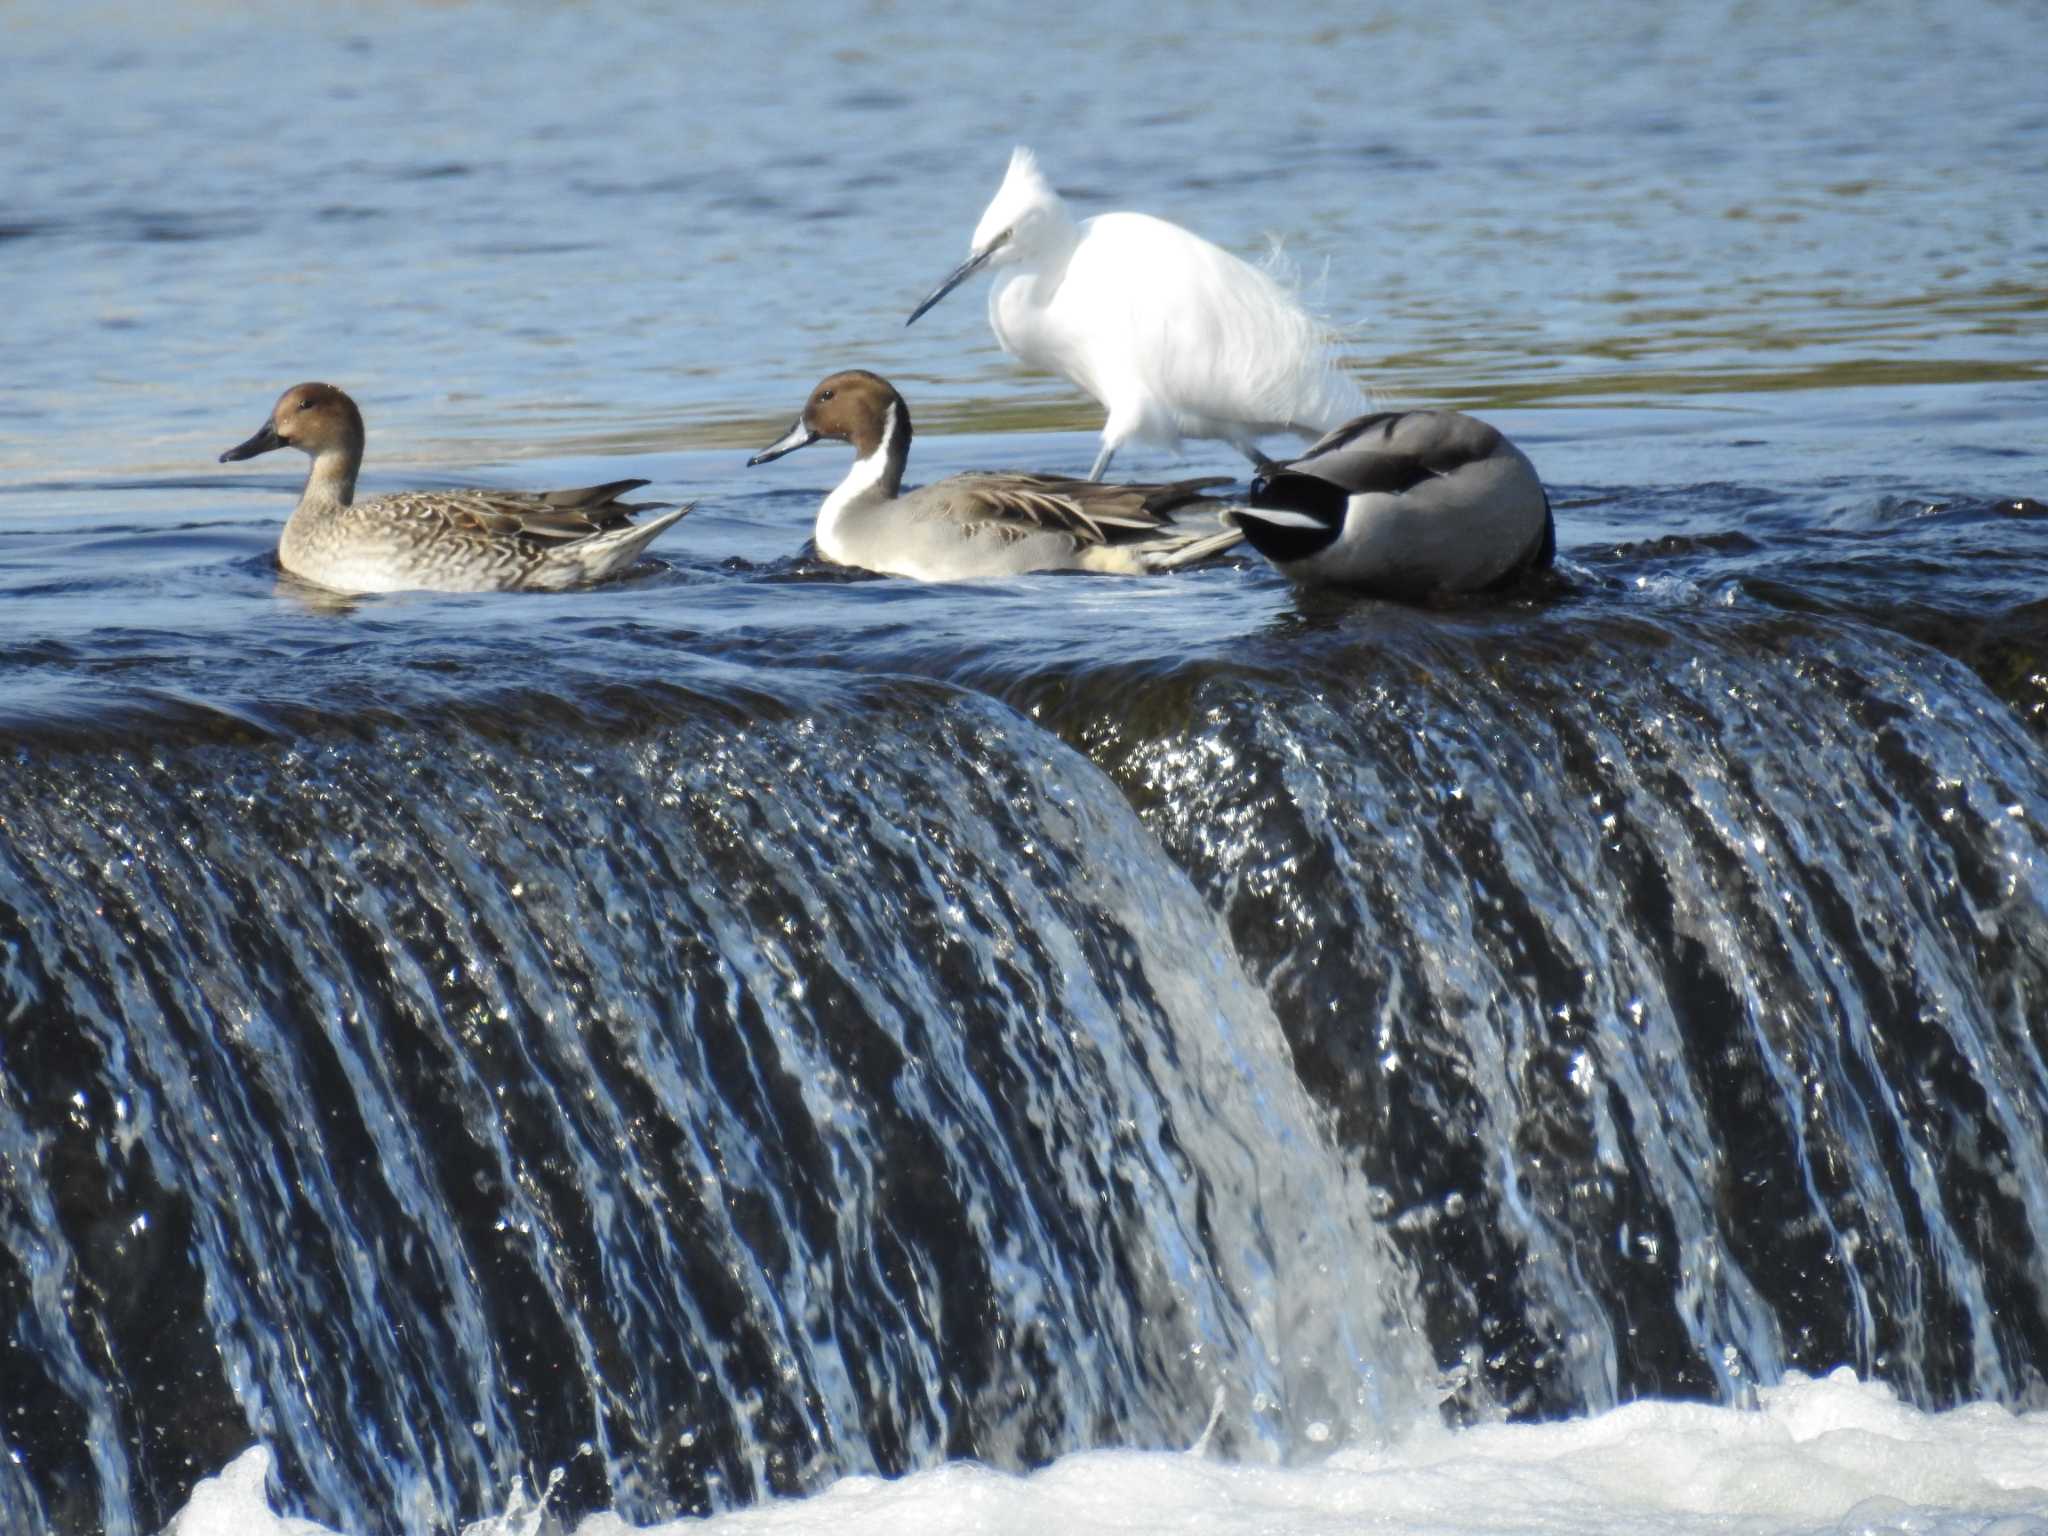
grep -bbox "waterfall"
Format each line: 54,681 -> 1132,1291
0,676 -> 1425,1536
1039,603 -> 2048,1417
4,602 -> 2046,1535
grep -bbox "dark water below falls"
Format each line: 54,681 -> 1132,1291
5,557 -> 2048,1535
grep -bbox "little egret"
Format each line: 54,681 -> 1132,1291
219,383 -> 690,594
747,370 -> 1245,580
906,147 -> 1370,482
1224,409 -> 1554,598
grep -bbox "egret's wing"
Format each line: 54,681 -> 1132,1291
1069,213 -> 1365,429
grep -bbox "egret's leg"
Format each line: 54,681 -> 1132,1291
1087,440 -> 1118,482
1234,437 -> 1279,473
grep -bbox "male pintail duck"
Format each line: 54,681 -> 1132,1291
746,369 -> 1244,581
1225,409 -> 1554,598
219,382 -> 691,594
905,147 -> 1367,482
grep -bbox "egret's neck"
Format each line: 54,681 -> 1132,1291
989,226 -> 1082,358
1028,188 -> 1081,244
1022,216 -> 1081,293
817,401 -> 908,560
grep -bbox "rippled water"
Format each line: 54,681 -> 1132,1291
5,1 -> 2048,1533
6,0 -> 2045,715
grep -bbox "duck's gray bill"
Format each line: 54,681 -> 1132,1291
219,422 -> 284,463
747,420 -> 819,466
905,235 -> 1006,327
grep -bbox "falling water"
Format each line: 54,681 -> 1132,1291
0,672 -> 1427,1536
1045,601 -> 2048,1418
5,596 -> 2048,1534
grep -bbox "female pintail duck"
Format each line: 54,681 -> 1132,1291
745,370 -> 1244,582
1224,409 -> 1554,598
219,382 -> 691,594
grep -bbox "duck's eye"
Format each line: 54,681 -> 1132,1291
818,388 -> 834,402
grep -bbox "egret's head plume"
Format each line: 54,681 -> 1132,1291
972,146 -> 1067,263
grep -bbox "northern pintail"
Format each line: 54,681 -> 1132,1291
746,370 -> 1244,581
219,383 -> 691,594
1225,409 -> 1554,598
906,147 -> 1367,481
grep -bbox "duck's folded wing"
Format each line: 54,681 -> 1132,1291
1289,411 -> 1506,491
377,485 -> 672,544
536,478 -> 656,511
934,476 -> 1122,545
940,473 -> 1234,545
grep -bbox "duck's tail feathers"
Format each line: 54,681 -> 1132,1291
1146,522 -> 1246,571
545,502 -> 694,586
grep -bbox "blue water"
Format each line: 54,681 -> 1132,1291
5,0 -> 2045,724
4,2 -> 2048,1534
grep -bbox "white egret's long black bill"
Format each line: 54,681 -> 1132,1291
747,419 -> 819,466
905,233 -> 1008,327
219,421 -> 284,463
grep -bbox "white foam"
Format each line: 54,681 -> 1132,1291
159,1447 -> 338,1536
164,1371 -> 2048,1536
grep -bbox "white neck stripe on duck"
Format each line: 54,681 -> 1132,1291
816,396 -> 909,561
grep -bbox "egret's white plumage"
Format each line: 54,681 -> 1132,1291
1225,409 -> 1555,599
908,147 -> 1370,481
